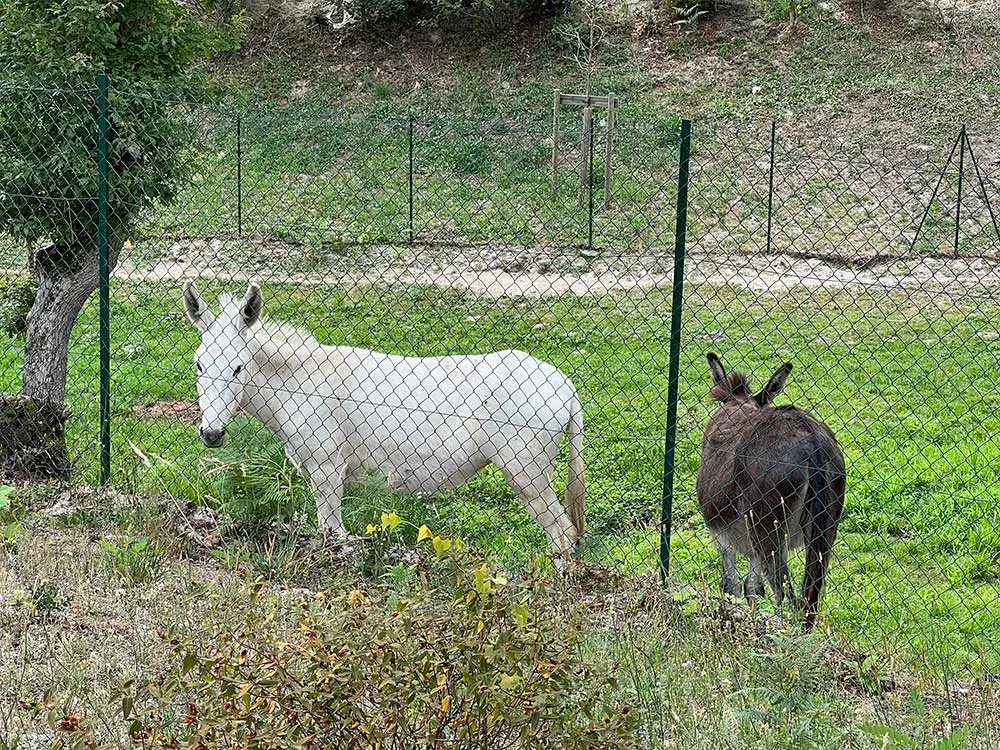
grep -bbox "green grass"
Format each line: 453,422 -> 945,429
593,603 -> 997,749
2,279 -> 999,680
131,97 -> 682,264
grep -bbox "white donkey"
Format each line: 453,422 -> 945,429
183,283 -> 586,563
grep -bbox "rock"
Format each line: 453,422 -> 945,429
40,492 -> 86,518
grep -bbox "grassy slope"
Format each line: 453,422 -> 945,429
212,2 -> 1000,149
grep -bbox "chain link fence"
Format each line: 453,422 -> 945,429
2,77 -> 999,714
676,120 -> 1000,688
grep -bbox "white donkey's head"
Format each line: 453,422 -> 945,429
183,281 -> 263,448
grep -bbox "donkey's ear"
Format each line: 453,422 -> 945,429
707,352 -> 727,385
183,281 -> 215,332
754,362 -> 793,406
239,283 -> 263,328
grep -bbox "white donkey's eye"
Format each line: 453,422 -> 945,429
233,365 -> 243,376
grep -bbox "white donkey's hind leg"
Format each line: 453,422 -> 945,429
500,465 -> 577,567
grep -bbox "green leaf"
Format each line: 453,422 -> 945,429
474,564 -> 493,596
129,537 -> 150,553
933,728 -> 970,750
121,693 -> 133,719
181,652 -> 199,675
431,536 -> 452,557
380,511 -> 402,531
1,522 -> 22,543
512,602 -> 529,627
861,724 -> 915,748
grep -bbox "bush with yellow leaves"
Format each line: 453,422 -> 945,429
116,523 -> 637,749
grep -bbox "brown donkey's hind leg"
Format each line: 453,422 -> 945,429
802,464 -> 845,631
744,556 -> 766,599
748,486 -> 803,610
718,541 -> 741,597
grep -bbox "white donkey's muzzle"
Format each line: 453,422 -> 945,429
199,425 -> 226,448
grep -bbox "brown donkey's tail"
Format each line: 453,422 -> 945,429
565,397 -> 586,542
802,442 -> 846,631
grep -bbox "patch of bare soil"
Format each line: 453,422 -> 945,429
132,398 -> 200,424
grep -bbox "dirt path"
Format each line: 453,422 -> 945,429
113,241 -> 1000,300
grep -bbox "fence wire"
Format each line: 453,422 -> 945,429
679,119 -> 1000,689
1,78 -> 999,716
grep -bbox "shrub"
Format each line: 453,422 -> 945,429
120,530 -> 637,749
321,0 -> 553,31
98,535 -> 161,586
0,484 -> 20,550
0,274 -> 36,338
356,0 -> 408,25
423,0 -> 552,23
206,445 -> 313,534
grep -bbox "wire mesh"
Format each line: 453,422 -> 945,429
0,84 -> 681,578
2,78 -> 999,718
679,118 -> 1000,699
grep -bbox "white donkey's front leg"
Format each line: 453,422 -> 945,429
306,459 -> 349,543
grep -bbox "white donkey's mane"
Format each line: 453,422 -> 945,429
217,293 -> 322,362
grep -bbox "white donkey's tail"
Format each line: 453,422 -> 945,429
565,396 -> 586,541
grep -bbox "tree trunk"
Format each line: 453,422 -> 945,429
0,394 -> 70,483
1,231 -> 124,482
22,234 -> 122,404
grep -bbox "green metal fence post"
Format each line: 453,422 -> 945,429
954,124 -> 966,257
659,118 -> 692,583
236,109 -> 243,238
408,115 -> 415,245
766,120 -> 776,254
587,112 -> 595,253
97,72 -> 112,485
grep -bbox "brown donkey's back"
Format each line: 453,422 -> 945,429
697,352 -> 845,630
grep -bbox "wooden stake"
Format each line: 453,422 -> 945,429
579,105 -> 593,204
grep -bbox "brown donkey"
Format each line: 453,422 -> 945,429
697,352 -> 846,630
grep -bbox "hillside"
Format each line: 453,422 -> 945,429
214,0 -> 1000,150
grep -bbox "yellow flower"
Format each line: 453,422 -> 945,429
381,511 -> 402,531
440,695 -> 452,712
346,589 -> 367,607
366,523 -> 379,534
417,524 -> 433,542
